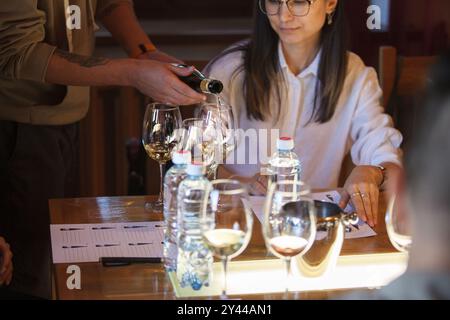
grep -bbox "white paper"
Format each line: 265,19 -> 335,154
50,221 -> 164,263
249,191 -> 377,240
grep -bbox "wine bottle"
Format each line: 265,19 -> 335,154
172,63 -> 223,94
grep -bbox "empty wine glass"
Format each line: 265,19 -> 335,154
385,195 -> 412,252
201,179 -> 253,298
263,180 -> 316,297
142,103 -> 182,212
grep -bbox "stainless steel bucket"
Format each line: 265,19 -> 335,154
296,200 -> 358,277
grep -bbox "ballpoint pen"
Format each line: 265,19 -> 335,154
100,257 -> 162,267
92,227 -> 116,230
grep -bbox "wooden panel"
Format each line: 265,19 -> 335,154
79,88 -> 107,197
133,0 -> 254,19
114,87 -> 144,195
397,56 -> 436,96
379,46 -> 398,109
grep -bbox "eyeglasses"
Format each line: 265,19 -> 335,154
259,0 -> 317,17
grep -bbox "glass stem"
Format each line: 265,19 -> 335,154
284,257 -> 291,299
212,163 -> 218,180
221,257 -> 229,298
158,163 -> 165,203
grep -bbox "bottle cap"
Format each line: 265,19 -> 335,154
172,150 -> 191,165
186,163 -> 205,176
277,137 -> 294,150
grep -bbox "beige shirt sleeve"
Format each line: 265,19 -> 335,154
96,0 -> 134,19
0,1 -> 56,82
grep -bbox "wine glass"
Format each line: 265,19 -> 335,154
142,103 -> 182,212
179,118 -> 219,168
201,179 -> 253,298
196,95 -> 236,179
263,180 -> 316,297
385,195 -> 412,252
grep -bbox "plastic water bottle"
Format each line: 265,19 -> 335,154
267,137 -> 302,187
162,150 -> 191,272
176,163 -> 213,290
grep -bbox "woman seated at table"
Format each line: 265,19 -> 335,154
204,0 -> 402,227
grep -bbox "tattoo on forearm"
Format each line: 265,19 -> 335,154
55,49 -> 109,68
98,1 -> 132,20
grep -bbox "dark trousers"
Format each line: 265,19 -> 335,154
0,120 -> 79,299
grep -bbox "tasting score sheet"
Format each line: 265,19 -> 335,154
50,222 -> 164,263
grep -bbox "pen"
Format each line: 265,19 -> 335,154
100,257 -> 162,267
92,227 -> 116,230
60,228 -> 84,231
62,245 -> 88,249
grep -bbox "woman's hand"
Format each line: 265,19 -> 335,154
339,165 -> 384,227
231,173 -> 269,196
248,174 -> 269,196
0,236 -> 13,287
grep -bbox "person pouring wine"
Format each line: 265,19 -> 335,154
0,0 -> 205,299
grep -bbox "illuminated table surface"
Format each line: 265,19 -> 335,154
50,194 -> 400,300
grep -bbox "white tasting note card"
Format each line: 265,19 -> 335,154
50,221 -> 164,263
249,191 -> 376,240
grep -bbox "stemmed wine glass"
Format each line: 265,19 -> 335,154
196,94 -> 236,179
201,179 -> 253,298
142,103 -> 182,212
263,180 -> 316,297
178,118 -> 219,168
385,195 -> 412,252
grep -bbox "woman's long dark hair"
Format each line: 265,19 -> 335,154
207,0 -> 349,124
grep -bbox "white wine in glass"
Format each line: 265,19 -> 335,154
179,118 -> 219,168
196,95 -> 236,179
142,103 -> 182,212
263,180 -> 316,297
201,179 -> 253,298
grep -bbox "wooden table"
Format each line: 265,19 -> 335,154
50,195 -> 397,300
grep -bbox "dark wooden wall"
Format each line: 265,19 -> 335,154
78,0 -> 449,197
